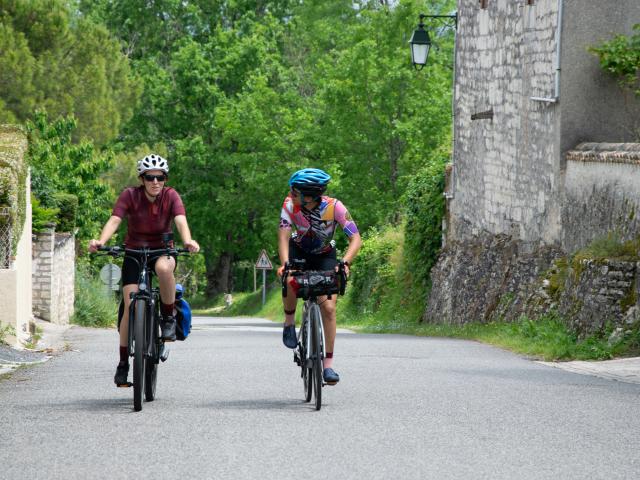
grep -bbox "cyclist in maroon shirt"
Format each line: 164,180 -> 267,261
88,154 -> 199,387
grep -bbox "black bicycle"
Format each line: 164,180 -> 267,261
282,259 -> 346,410
99,241 -> 190,412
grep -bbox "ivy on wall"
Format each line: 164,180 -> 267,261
402,158 -> 448,300
0,124 -> 28,255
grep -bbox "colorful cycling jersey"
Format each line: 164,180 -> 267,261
279,195 -> 359,254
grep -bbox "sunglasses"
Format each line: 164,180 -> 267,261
143,174 -> 166,182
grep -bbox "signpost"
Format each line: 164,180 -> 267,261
99,263 -> 121,293
255,249 -> 273,306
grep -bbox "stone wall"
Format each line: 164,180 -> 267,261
451,0 -> 561,244
428,143 -> 640,335
425,233 -> 562,325
450,0 -> 640,246
563,144 -> 640,253
32,229 -> 75,325
429,1 -> 640,334
555,259 -> 638,337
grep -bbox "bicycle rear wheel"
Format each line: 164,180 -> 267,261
144,307 -> 158,401
309,304 -> 323,411
133,299 -> 146,412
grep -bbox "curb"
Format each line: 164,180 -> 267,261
537,357 -> 640,385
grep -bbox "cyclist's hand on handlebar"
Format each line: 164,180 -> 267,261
336,261 -> 350,277
184,239 -> 200,253
277,265 -> 286,278
88,239 -> 103,253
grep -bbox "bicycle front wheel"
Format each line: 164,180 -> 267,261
309,304 -> 323,411
301,319 -> 312,403
133,299 -> 146,412
144,306 -> 158,402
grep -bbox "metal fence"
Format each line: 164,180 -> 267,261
0,207 -> 12,269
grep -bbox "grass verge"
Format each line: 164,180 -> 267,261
201,287 -> 640,361
72,266 -> 118,327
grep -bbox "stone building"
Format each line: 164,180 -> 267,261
427,0 -> 640,330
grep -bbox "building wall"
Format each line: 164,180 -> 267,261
563,144 -> 640,253
33,229 -> 75,325
451,0 -> 640,249
0,177 -> 32,346
560,0 -> 640,156
451,0 -> 561,245
0,127 -> 31,347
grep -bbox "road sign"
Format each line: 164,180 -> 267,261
255,250 -> 273,270
99,263 -> 121,291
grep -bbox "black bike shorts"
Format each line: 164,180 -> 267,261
289,238 -> 337,271
121,251 -> 177,286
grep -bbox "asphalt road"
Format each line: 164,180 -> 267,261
1,316 -> 639,480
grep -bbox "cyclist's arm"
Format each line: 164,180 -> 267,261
334,200 -> 361,274
88,215 -> 122,252
342,232 -> 362,269
174,215 -> 199,252
277,227 -> 290,277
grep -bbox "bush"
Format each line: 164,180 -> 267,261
52,192 -> 78,232
31,194 -> 58,232
72,265 -> 118,327
402,159 -> 447,299
348,227 -> 402,315
590,24 -> 640,96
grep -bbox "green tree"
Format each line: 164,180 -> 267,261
27,111 -> 115,240
0,0 -> 141,144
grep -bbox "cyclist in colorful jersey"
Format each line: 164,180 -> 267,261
277,168 -> 362,385
88,154 -> 199,387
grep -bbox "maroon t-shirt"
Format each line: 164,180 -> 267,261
112,186 -> 186,248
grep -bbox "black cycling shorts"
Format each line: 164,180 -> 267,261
121,251 -> 177,286
289,238 -> 337,271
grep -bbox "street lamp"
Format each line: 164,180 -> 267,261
408,14 -> 431,70
409,13 -> 457,70
409,12 -> 458,201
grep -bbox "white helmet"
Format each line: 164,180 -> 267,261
137,154 -> 169,175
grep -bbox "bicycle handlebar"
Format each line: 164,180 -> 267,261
96,245 -> 192,257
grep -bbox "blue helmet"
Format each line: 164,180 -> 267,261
288,168 -> 331,196
175,283 -> 184,299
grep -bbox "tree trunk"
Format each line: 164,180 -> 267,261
206,251 -> 234,298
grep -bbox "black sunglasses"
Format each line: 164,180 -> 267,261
143,174 -> 166,182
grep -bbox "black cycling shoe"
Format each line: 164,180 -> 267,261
114,361 -> 129,387
323,368 -> 340,385
282,324 -> 297,349
161,315 -> 177,342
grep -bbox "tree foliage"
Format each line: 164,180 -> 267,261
26,111 -> 114,240
2,0 -> 456,298
590,24 -> 640,97
0,0 -> 141,144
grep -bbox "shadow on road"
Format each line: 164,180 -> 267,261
42,397 -> 137,414
200,398 -> 324,412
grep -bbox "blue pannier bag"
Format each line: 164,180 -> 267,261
175,283 -> 192,341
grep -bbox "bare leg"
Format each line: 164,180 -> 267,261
283,275 -> 298,325
319,295 -> 337,364
155,256 -> 177,307
120,284 -> 139,347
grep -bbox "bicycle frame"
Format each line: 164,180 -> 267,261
125,250 -> 163,359
282,259 -> 347,409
